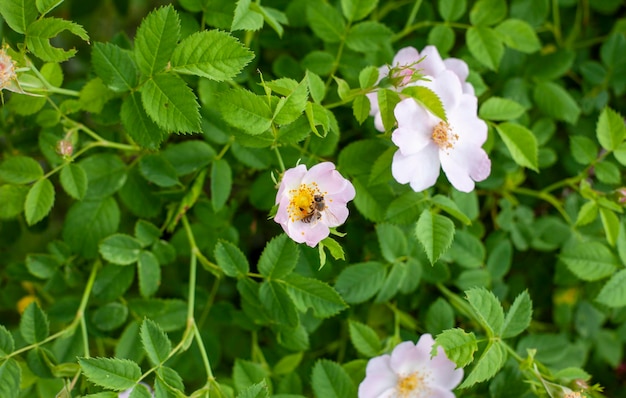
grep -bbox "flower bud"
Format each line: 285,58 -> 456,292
0,48 -> 18,91
56,139 -> 74,158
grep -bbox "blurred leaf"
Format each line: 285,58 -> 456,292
596,107 -> 626,151
600,207 -> 620,246
466,26 -> 504,70
141,319 -> 171,366
284,274 -> 348,318
502,291 -> 532,338
348,321 -> 380,357
0,0 -> 37,33
138,251 -> 161,297
215,240 -> 250,278
494,19 -> 541,53
0,156 -> 43,184
92,302 -> 128,331
26,17 -> 89,62
449,230 -> 485,269
233,359 -> 269,393
237,380 -> 270,398
307,1 -> 345,43
78,357 -> 141,391
570,135 -> 598,165
560,241 -> 618,281
162,140 -> 215,176
415,210 -> 455,265
141,73 -> 201,133
99,234 -> 142,265
438,0 -> 466,21
232,0 -> 263,31
0,359 -> 21,398
376,223 -> 408,263
20,302 -> 49,344
495,122 -> 539,171
311,360 -> 356,398
425,299 -> 455,334
435,328 -> 477,368
171,30 -> 253,81
470,0 -> 507,26
80,153 -> 127,200
533,81 -> 580,124
36,0 -> 63,15
26,253 -> 60,279
479,97 -> 525,121
24,178 -> 55,225
60,164 -> 88,200
139,154 -> 179,188
431,195 -> 472,225
341,0 -> 378,22
345,21 -> 392,52
0,185 -> 28,219
0,325 -> 15,356
335,262 -> 386,304
92,42 -> 138,92
596,269 -> 626,308
133,4 -> 180,76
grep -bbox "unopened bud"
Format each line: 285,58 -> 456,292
56,139 -> 74,158
617,187 -> 626,204
0,47 -> 18,91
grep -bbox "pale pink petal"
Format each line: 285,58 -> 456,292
392,149 -> 440,192
419,46 -> 446,77
389,341 -> 430,376
276,165 -> 307,203
430,349 -> 464,390
287,219 -> 329,247
462,82 -> 475,96
469,149 -> 491,182
322,202 -> 348,227
419,70 -> 463,111
274,196 -> 291,225
359,356 -> 398,398
374,112 -> 385,132
392,99 -> 437,156
426,387 -> 458,398
367,92 -> 380,116
442,58 -> 469,83
440,150 -> 476,193
392,47 -> 420,67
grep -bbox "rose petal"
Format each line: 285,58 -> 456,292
419,45 -> 446,77
393,99 -> 437,156
276,164 -> 307,203
287,218 -> 329,247
392,149 -> 440,192
443,58 -> 469,83
430,348 -> 464,390
439,150 -> 475,193
393,47 -> 420,67
324,199 -> 350,227
389,341 -> 431,376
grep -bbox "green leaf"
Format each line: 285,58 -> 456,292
448,230 -> 485,269
141,73 -> 201,133
258,234 -> 298,279
466,26 -> 504,70
435,328 -> 478,368
24,178 -> 55,225
26,17 -> 89,62
0,156 -> 43,184
533,81 -> 580,124
335,262 -> 386,304
259,281 -> 299,327
138,251 -> 161,297
80,153 -> 127,200
310,360 -> 356,398
20,302 -> 49,344
596,269 -> 626,308
218,88 -> 273,135
438,0 -> 466,21
0,325 -> 15,356
92,42 -> 138,92
134,220 -> 161,247
428,25 -> 455,54
237,381 -> 270,398
78,357 -> 141,391
600,207 -> 620,246
307,70 -> 326,103
284,274 -> 348,318
0,0 -> 37,33
0,185 -> 28,219
79,77 -> 114,113
92,302 -> 128,331
26,253 -> 60,279
121,92 -> 168,149
352,95 -> 371,124
251,4 -> 288,38
401,86 -> 447,122
431,195 -> 472,225
133,5 -> 180,76
99,234 -> 143,265
231,0 -> 263,31
307,1 -> 346,43
0,359 -> 21,398
575,201 -> 598,227
341,0 -> 378,21
138,154 -> 179,188
348,321 -> 381,357
376,223 -> 408,263
494,19 -> 541,53
570,135 -> 598,165
215,240 -> 250,278
60,163 -> 88,200
36,0 -> 62,15
273,353 -> 304,376
171,30 -> 253,81
479,97 -> 525,121
560,241 -> 618,281
352,178 -> 393,223
425,299 -> 455,334
596,107 -> 626,151
233,359 -> 269,393
273,77 -> 309,126
368,147 -> 394,186
459,341 -> 506,388
415,210 -> 455,265
140,319 -> 171,366
345,21 -> 392,53
377,88 -> 401,132
466,287 -> 505,336
469,0 -> 507,26
495,122 -> 539,171
502,291 -> 532,338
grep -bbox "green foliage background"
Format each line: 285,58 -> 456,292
1,0 -> 626,397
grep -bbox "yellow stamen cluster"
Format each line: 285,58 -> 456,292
397,372 -> 427,397
287,182 -> 320,222
432,121 -> 458,151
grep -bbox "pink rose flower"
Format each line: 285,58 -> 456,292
391,68 -> 491,193
367,46 -> 474,132
0,48 -> 18,92
274,162 -> 355,247
358,334 -> 463,398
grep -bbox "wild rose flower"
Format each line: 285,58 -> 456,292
367,46 -> 474,132
0,48 -> 18,92
274,162 -> 355,247
358,334 -> 463,398
391,69 -> 490,193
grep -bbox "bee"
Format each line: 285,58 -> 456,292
301,194 -> 339,224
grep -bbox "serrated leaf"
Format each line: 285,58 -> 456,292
401,86 -> 447,122
596,269 -> 626,308
495,122 -> 539,171
237,380 -> 270,398
307,70 -> 326,103
448,230 -> 485,269
494,18 -> 540,53
0,185 -> 28,219
232,0 -> 264,31
376,223 -> 408,263
0,359 -> 21,398
502,291 -> 532,338
348,321 -> 381,357
36,0 -> 62,15
0,156 -> 43,184
0,325 -> 15,356
377,88 -> 401,132
140,319 -> 171,366
273,78 -> 309,126
141,73 -> 201,133
431,195 -> 472,225
533,81 -> 580,125
79,357 -> 141,391
218,88 -> 273,135
596,107 -> 626,151
415,210 -> 455,265
233,359 -> 269,393
92,42 -> 138,92
560,241 -> 618,281
214,240 -> 249,278
435,328 -> 478,368
459,342 -> 506,388
0,0 -> 37,33
121,91 -> 168,149
335,262 -> 386,304
284,274 -> 347,318
63,197 -> 120,259
575,201 -> 598,227
258,234 -> 298,279
352,95 -> 370,124
171,30 -> 253,81
307,1 -> 345,43
600,207 -> 620,247
466,26 -> 503,70
25,178 -> 55,225
466,288 -> 505,336
311,360 -> 356,398
134,5 -> 180,76
20,302 -> 49,344
479,97 -> 525,121
259,281 -> 299,327
138,251 -> 161,297
26,17 -> 89,62
99,234 -> 143,265
570,135 -> 598,165
60,163 -> 88,200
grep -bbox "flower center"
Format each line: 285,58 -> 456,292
287,183 -> 322,222
397,372 -> 427,397
432,121 -> 458,151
